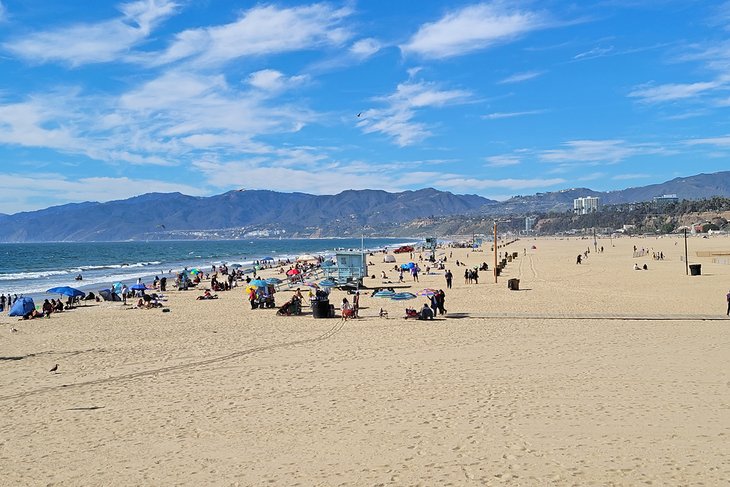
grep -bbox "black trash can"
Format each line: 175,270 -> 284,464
495,267 -> 501,276
311,299 -> 330,318
689,264 -> 702,276
507,278 -> 520,290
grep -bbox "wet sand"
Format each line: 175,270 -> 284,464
1,235 -> 729,485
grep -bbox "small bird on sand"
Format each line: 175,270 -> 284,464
10,327 -> 17,333
49,364 -> 59,373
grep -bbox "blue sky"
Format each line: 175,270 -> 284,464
2,0 -> 730,214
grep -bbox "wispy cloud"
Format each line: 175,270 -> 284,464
573,45 -> 614,60
539,139 -> 665,164
483,109 -> 545,119
247,69 -> 308,93
628,80 -> 725,103
683,135 -> 730,147
612,173 -> 651,180
497,71 -> 544,84
357,81 -> 471,146
401,3 -> 548,59
350,38 -> 383,59
0,1 -> 6,22
4,0 -> 179,66
144,3 -> 352,67
485,155 -> 521,167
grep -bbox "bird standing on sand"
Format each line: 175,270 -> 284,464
49,364 -> 59,373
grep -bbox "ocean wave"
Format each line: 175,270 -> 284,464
0,270 -> 71,281
0,261 -> 164,282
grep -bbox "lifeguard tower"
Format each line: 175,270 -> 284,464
324,251 -> 368,287
425,237 -> 438,262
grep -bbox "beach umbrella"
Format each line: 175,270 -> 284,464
231,263 -> 243,268
297,254 -> 317,262
130,283 -> 147,291
417,288 -> 438,297
249,279 -> 268,287
301,280 -> 319,288
261,256 -> 274,261
266,277 -> 283,284
189,268 -> 201,275
46,286 -> 85,298
391,292 -> 417,300
372,290 -> 395,298
112,282 -> 123,293
286,268 -> 301,276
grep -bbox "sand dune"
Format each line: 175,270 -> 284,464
2,235 -> 729,485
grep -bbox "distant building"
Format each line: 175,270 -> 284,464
525,216 -> 537,232
573,196 -> 600,215
653,194 -> 679,206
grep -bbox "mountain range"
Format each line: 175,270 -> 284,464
2,171 -> 730,242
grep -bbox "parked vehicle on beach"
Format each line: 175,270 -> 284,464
393,245 -> 414,254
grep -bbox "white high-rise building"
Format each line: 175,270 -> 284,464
573,196 -> 600,215
525,216 -> 537,232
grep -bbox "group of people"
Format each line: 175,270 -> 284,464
0,293 -> 19,312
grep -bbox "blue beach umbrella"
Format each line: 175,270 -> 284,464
261,256 -> 274,261
46,286 -> 86,298
391,292 -> 417,300
130,283 -> 147,291
249,279 -> 268,287
265,278 -> 283,284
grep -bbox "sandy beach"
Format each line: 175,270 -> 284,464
1,235 -> 729,485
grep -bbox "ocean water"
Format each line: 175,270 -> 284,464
0,238 -> 414,296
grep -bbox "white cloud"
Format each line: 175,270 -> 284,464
573,46 -> 614,60
0,174 -> 204,213
539,140 -> 664,164
247,69 -> 307,92
435,176 -> 566,191
485,155 -> 521,167
357,81 -> 471,146
401,3 -> 547,59
612,173 -> 651,180
483,109 -> 545,119
684,135 -> 730,147
147,3 -> 352,67
350,38 -> 382,59
497,71 -> 544,84
629,80 -> 724,103
4,0 -> 178,66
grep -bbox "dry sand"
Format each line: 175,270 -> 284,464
1,235 -> 729,485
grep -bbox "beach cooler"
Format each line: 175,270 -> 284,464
689,264 -> 701,276
507,278 -> 520,291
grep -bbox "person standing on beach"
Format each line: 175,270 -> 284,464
445,269 -> 453,289
726,290 -> 730,316
121,284 -> 128,304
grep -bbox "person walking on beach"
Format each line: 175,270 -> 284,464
121,284 -> 128,305
445,269 -> 453,289
436,289 -> 446,315
726,290 -> 730,316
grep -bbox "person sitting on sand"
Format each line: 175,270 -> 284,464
23,309 -> 45,320
293,288 -> 304,302
419,303 -> 434,320
42,299 -> 53,316
634,263 -> 641,270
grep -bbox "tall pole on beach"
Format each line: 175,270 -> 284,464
493,221 -> 498,283
593,227 -> 597,252
684,228 -> 689,276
